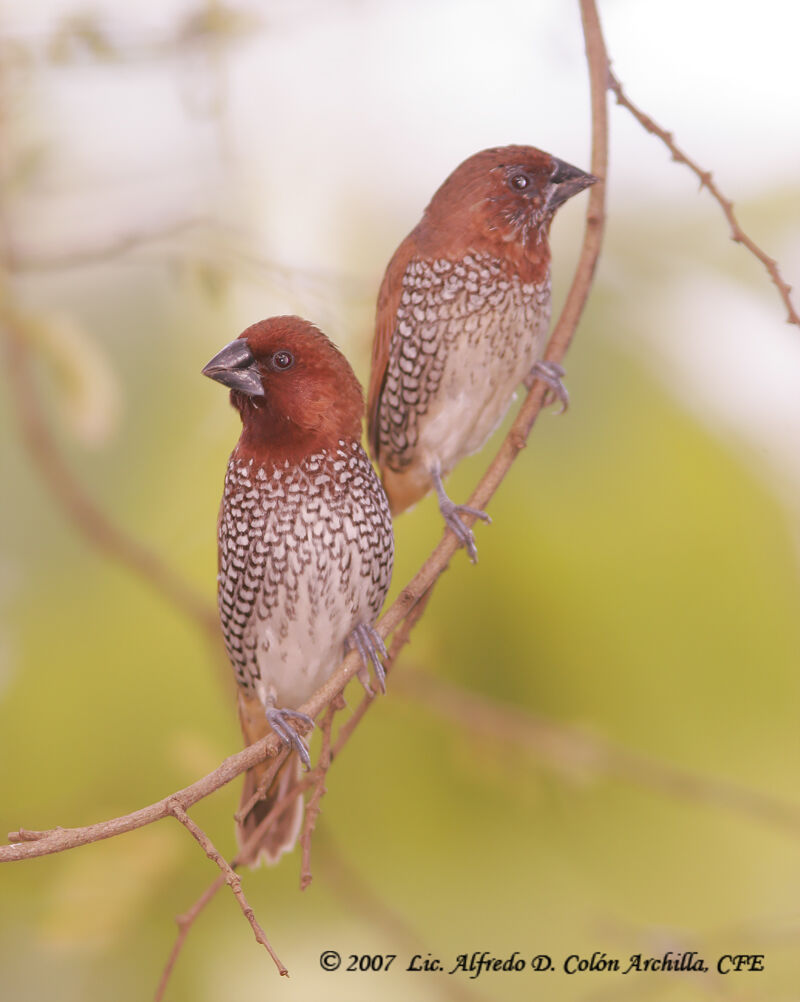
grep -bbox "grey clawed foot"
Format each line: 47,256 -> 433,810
525,360 -> 569,413
266,707 -> 314,770
430,460 -> 491,563
348,621 -> 389,696
438,499 -> 491,564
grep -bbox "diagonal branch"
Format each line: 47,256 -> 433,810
152,583 -> 439,999
4,1 -> 797,995
0,589 -> 434,865
298,701 -> 338,890
1,0 -> 610,872
607,68 -> 799,327
168,801 -> 287,976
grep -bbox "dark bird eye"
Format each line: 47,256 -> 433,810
509,173 -> 529,191
271,350 -> 294,371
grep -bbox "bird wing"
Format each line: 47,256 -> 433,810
367,234 -> 417,460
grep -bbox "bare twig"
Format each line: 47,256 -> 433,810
1,0 -> 608,872
607,68 -> 799,327
5,2 -> 796,997
11,3 -> 796,993
5,7 -> 610,997
299,702 -> 337,890
157,847 -> 283,1001
234,748 -> 290,825
153,586 -> 440,998
168,802 -> 287,976
552,0 -> 608,353
231,591 -> 438,871
330,586 -> 436,761
3,731 -> 284,860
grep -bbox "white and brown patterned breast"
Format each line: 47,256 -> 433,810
217,439 -> 393,709
375,251 -> 551,475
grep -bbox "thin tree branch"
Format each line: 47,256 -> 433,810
229,588 -> 438,865
433,0 -> 608,538
1,0 -> 609,872
234,748 -> 290,825
554,0 -> 608,352
329,586 -> 435,761
298,702 -> 337,890
152,585 -> 438,999
5,2 -> 795,995
3,727 -> 290,860
607,68 -> 799,327
168,801 -> 287,976
5,7 -> 610,995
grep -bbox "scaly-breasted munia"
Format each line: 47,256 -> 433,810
203,316 -> 394,864
368,145 -> 596,560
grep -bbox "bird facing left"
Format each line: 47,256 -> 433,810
203,316 -> 394,865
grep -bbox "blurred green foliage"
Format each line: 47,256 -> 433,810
2,239 -> 799,1001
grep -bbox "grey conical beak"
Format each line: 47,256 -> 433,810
202,339 -> 265,397
546,157 -> 598,212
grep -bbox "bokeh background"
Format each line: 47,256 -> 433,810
2,1 -> 800,1000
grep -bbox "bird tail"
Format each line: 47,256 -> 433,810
236,690 -> 304,866
380,463 -> 431,515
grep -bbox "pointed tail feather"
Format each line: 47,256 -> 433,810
380,463 -> 431,515
237,689 -> 304,866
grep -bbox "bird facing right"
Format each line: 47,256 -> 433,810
367,144 -> 597,560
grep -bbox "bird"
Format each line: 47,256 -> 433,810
367,144 -> 597,561
203,316 -> 394,865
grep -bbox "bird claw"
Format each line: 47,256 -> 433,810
439,499 -> 492,563
348,622 -> 388,695
265,707 -> 314,770
525,360 -> 569,414
430,461 -> 490,563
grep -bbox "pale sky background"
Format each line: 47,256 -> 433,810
5,0 -> 800,510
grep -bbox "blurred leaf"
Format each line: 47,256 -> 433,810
27,312 -> 121,448
178,3 -> 262,44
190,260 -> 231,302
5,142 -> 51,193
48,15 -> 116,64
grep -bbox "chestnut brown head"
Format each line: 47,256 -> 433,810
203,316 -> 364,463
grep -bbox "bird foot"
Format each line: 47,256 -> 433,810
347,622 -> 389,695
430,460 -> 490,563
438,499 -> 491,563
265,707 -> 314,770
524,360 -> 569,413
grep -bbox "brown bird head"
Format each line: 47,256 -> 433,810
420,144 -> 597,257
203,316 -> 364,464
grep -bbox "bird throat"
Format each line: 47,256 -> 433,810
232,392 -> 351,469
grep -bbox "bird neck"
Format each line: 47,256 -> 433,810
232,394 -> 358,468
416,211 -> 551,285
